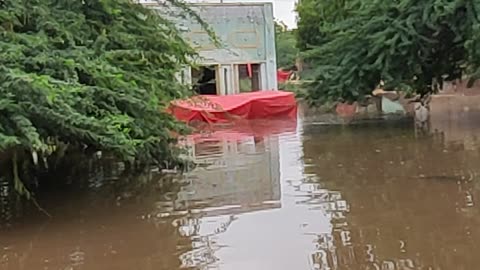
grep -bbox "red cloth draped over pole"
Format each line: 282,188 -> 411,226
247,63 -> 252,78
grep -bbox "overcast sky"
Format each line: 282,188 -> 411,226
273,0 -> 298,29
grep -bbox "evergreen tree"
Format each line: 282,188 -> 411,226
296,0 -> 480,105
275,21 -> 299,69
0,0 -> 197,195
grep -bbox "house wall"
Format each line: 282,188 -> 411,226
144,2 -> 278,94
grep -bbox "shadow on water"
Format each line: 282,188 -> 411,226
0,154 -> 193,269
2,114 -> 480,269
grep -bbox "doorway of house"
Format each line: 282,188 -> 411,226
192,65 -> 218,95
237,64 -> 261,93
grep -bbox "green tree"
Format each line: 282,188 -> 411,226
0,0 -> 198,196
275,21 -> 299,69
296,0 -> 355,50
296,0 -> 480,105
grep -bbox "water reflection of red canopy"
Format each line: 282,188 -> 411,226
184,118 -> 298,143
169,91 -> 297,124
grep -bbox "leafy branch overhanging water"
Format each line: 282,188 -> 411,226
0,0 -> 204,200
296,0 -> 480,104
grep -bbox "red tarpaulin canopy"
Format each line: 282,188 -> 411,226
168,91 -> 297,124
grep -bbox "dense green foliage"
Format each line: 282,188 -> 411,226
296,0 -> 355,50
275,21 -> 299,69
0,0 -> 198,195
296,0 -> 480,104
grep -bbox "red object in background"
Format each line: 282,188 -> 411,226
335,102 -> 357,117
168,91 -> 297,124
277,70 -> 291,83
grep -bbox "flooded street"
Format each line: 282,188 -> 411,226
2,113 -> 480,270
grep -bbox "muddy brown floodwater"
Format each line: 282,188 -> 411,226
2,112 -> 480,270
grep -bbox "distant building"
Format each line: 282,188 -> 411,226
142,1 -> 278,95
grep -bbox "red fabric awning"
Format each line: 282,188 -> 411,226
168,91 -> 297,124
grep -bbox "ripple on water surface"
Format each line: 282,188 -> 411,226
2,117 -> 480,270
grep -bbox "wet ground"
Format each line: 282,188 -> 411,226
2,113 -> 480,270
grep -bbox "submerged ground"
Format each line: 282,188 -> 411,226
1,101 -> 480,270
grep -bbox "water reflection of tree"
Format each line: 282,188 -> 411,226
0,179 -> 19,227
302,125 -> 480,270
0,157 -> 190,270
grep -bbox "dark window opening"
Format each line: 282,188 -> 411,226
192,66 -> 218,95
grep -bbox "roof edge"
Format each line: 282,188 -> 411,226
140,1 -> 273,7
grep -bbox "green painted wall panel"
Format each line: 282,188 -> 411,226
148,2 -> 278,90
153,3 -> 276,64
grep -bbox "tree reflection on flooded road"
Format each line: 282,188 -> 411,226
2,114 -> 480,270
